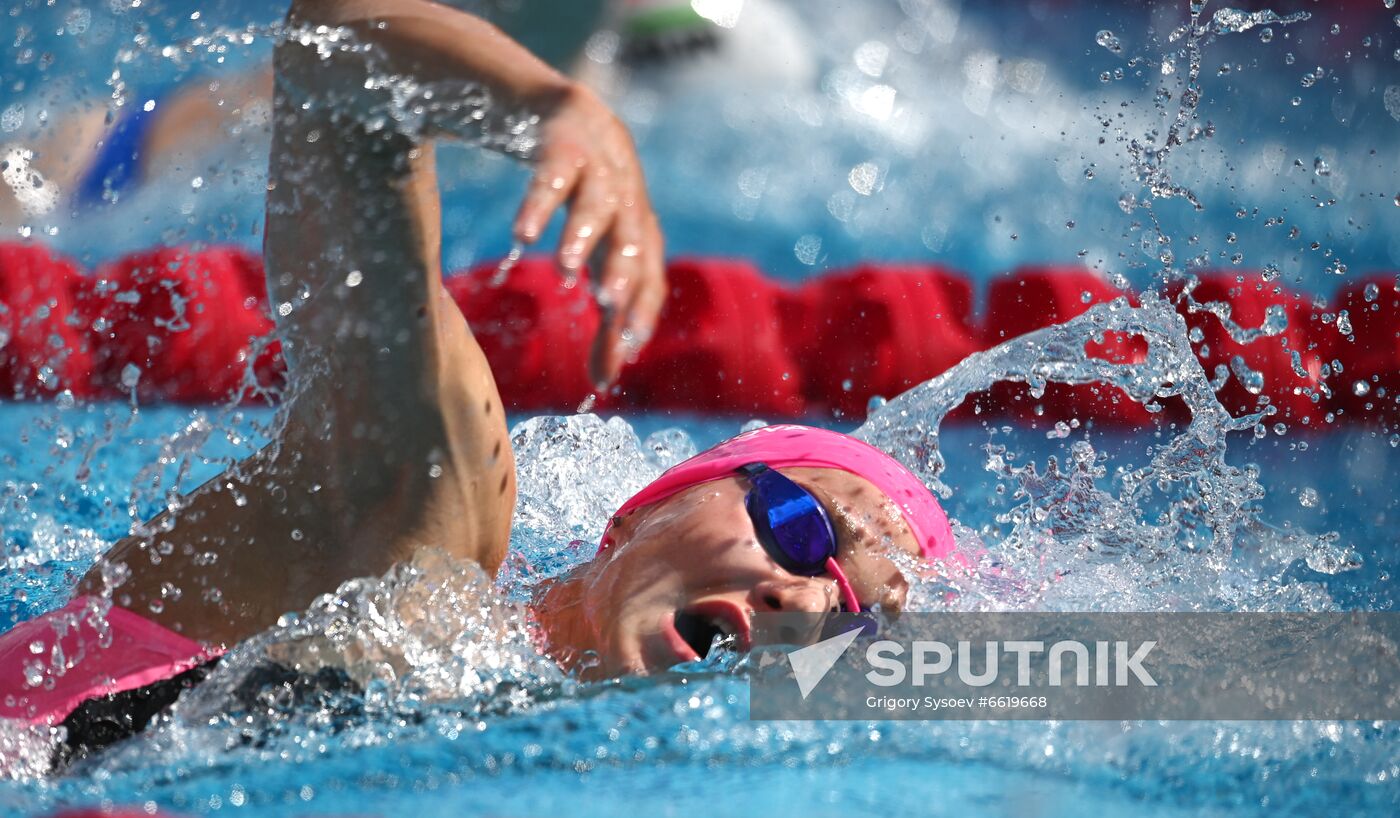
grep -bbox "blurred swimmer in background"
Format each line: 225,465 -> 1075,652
0,0 -> 816,226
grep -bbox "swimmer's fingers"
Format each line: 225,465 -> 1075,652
587,247 -> 638,388
558,164 -> 621,276
625,218 -> 667,354
513,144 -> 586,244
588,208 -> 665,386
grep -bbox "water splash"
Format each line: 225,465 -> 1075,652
857,292 -> 1355,612
1208,7 -> 1311,36
175,548 -> 559,729
489,241 -> 525,287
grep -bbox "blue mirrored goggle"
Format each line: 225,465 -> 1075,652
737,463 -> 875,626
737,463 -> 837,575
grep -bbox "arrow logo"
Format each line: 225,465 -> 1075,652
787,627 -> 862,699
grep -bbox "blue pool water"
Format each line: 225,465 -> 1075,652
3,0 -> 1400,815
3,400 -> 1399,816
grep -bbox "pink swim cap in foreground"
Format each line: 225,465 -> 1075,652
601,424 -> 957,560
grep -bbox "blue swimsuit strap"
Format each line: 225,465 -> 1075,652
72,97 -> 163,209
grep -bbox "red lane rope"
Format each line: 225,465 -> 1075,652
1,241 -> 1395,425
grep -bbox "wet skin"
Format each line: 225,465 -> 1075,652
74,0 -> 919,682
535,466 -> 922,678
78,0 -> 661,648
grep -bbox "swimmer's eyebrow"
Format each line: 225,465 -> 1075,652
810,480 -> 919,566
805,482 -> 861,552
803,481 -> 914,611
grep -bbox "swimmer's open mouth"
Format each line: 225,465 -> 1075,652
674,600 -> 752,658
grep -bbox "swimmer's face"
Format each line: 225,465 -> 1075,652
545,467 -> 921,677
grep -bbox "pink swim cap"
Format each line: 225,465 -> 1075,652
601,424 -> 957,560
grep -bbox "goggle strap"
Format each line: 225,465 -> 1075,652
737,463 -> 770,478
825,556 -> 863,614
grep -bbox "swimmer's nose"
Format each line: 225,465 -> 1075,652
752,577 -> 838,615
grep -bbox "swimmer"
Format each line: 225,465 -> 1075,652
0,0 -> 753,223
2,1 -> 613,222
0,0 -> 955,760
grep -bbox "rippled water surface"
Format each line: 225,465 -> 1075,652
2,397 -> 1398,815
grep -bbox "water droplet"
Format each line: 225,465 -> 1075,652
345,270 -> 363,287
490,243 -> 526,287
1231,355 -> 1265,394
1313,157 -> 1331,176
1259,27 -> 1274,43
1353,380 -> 1371,396
794,234 -> 823,266
1095,30 -> 1123,54
24,660 -> 44,688
1290,96 -> 1302,106
1226,232 -> 1238,243
1298,487 -> 1319,508
847,162 -> 882,196
1386,86 -> 1400,122
1286,52 -> 1296,65
1330,24 -> 1341,35
1365,283 -> 1380,302
120,363 -> 141,389
1065,220 -> 1076,229
1336,311 -> 1353,335
1083,167 -> 1096,180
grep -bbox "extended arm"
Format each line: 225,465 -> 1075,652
79,0 -> 663,647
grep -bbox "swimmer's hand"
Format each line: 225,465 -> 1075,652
512,84 -> 666,388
